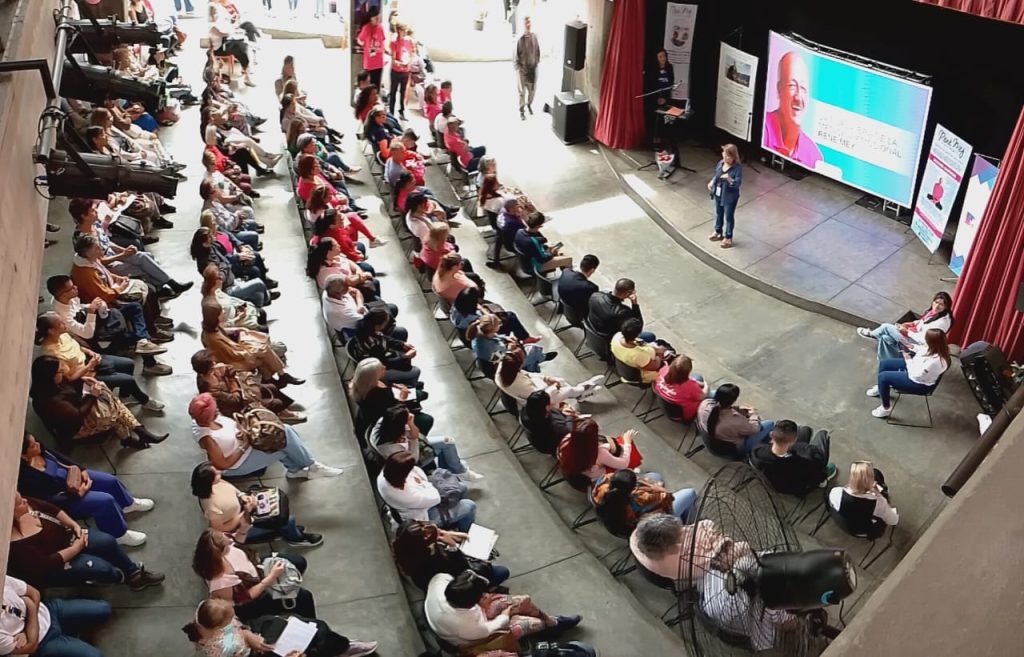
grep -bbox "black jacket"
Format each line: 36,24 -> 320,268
557,269 -> 598,320
587,291 -> 642,337
750,442 -> 827,496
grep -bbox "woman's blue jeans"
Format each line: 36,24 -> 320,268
427,436 -> 467,474
714,201 -> 737,239
40,529 -> 139,587
742,420 -> 776,455
878,358 -> 934,407
37,599 -> 112,657
489,564 -> 511,587
228,425 -> 316,475
60,469 -> 134,538
246,514 -> 305,543
873,324 -> 909,360
428,499 -> 477,532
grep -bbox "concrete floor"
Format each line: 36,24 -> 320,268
25,20 -> 983,657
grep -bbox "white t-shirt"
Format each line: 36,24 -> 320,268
0,576 -> 50,655
193,416 -> 251,469
433,113 -> 449,136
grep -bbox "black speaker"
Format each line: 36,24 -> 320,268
960,341 -> 1018,414
564,20 -> 587,71
552,91 -> 589,144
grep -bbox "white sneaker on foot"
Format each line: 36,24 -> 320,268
577,384 -> 603,401
123,498 -> 154,514
856,327 -> 876,340
871,405 -> 892,418
865,385 -> 879,397
341,641 -> 379,657
134,339 -> 167,355
286,462 -> 344,479
370,237 -> 388,247
142,398 -> 165,412
116,530 -> 147,547
457,468 -> 485,482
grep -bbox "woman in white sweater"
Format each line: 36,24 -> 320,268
857,291 -> 952,360
377,451 -> 477,532
424,570 -> 581,654
495,349 -> 603,405
868,328 -> 950,418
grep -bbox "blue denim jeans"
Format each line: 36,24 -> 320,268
60,469 -> 134,538
37,599 -> 112,657
40,529 -> 139,587
246,515 -> 305,543
714,201 -> 737,239
228,425 -> 316,475
672,488 -> 699,521
428,436 -> 466,474
428,499 -> 476,532
878,358 -> 934,407
872,324 -> 909,360
743,420 -> 776,455
174,0 -> 194,11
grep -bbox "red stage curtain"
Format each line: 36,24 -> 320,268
950,105 -> 1024,362
915,0 -> 1024,24
593,0 -> 646,149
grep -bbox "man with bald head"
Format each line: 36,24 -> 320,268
763,51 -> 824,168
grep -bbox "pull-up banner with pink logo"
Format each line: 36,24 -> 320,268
911,124 -> 973,252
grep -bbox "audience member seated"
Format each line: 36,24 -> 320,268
294,135 -> 367,214
444,117 -> 487,172
184,598 -> 378,657
399,129 -> 428,184
192,529 -> 316,621
203,106 -> 281,168
201,299 -> 304,386
495,198 -> 527,260
203,143 -> 260,193
370,406 -> 483,480
391,169 -> 459,220
513,213 -> 571,275
867,328 -> 951,419
377,451 -> 477,532
350,357 -> 432,440
200,264 -> 270,332
497,350 -> 602,406
9,494 -> 165,591
307,237 -> 378,294
558,420 -> 640,483
366,108 -> 404,158
697,384 -> 775,455
348,308 -> 421,386
353,85 -> 399,130
191,462 -> 321,547
72,235 -> 169,340
207,0 -> 256,86
653,355 -> 708,422
750,420 -> 836,496
610,318 -> 674,384
475,157 -> 538,213
202,149 -> 257,200
433,253 -> 479,305
593,469 -> 697,537
433,101 -> 454,138
393,520 -> 510,591
424,570 -> 581,656
199,202 -> 261,254
406,192 -> 456,244
0,575 -> 112,657
19,433 -> 154,547
46,274 -> 171,375
420,222 -> 457,272
200,179 -> 265,237
470,314 -> 553,373
29,356 -> 166,449
310,208 -> 381,269
189,392 -> 341,480
322,275 -> 401,341
857,291 -> 953,360
630,514 -> 741,588
450,288 -> 536,346
421,83 -> 442,126
828,462 -> 898,527
191,349 -> 304,424
556,254 -> 600,321
588,277 -> 652,341
520,390 -> 578,456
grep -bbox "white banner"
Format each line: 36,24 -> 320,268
949,156 -> 999,276
663,3 -> 697,101
910,124 -> 973,253
714,43 -> 758,141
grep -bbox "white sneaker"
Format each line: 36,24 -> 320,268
134,339 -> 167,355
116,530 -> 147,547
856,327 -> 876,340
866,385 -> 879,397
123,498 -> 154,514
287,462 -> 344,479
871,405 -> 892,418
370,237 -> 388,247
457,466 -> 485,482
142,398 -> 165,412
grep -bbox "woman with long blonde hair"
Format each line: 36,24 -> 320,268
828,461 -> 898,527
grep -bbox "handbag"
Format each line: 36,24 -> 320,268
116,278 -> 148,304
110,215 -> 144,240
247,485 -> 290,529
426,468 -> 467,526
258,556 -> 303,607
234,406 -> 287,453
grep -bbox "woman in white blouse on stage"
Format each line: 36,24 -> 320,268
867,328 -> 950,418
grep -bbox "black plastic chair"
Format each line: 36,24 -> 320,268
656,396 -> 700,454
697,425 -> 743,460
559,301 -> 593,360
611,355 -> 663,423
885,371 -> 945,428
583,320 -> 619,387
814,491 -> 895,569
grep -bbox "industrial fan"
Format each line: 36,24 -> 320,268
678,463 -> 856,656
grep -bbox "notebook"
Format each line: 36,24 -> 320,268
459,523 -> 498,561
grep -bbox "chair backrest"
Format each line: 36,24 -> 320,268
485,209 -> 499,230
499,391 -> 520,417
635,558 -> 678,592
534,270 -> 555,296
612,351 -> 645,385
831,491 -> 886,539
656,395 -> 686,422
477,357 -> 498,381
561,299 -> 587,330
583,320 -> 613,362
345,339 -> 362,364
698,425 -> 744,460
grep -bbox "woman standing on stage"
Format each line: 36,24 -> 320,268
708,143 -> 743,249
647,49 -> 675,146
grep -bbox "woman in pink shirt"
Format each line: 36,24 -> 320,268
389,23 -> 414,119
558,419 -> 642,483
431,253 -> 477,305
654,355 -> 708,422
306,186 -> 382,248
356,7 -> 387,89
295,154 -> 344,206
420,222 -> 456,272
306,237 -> 371,291
422,84 -> 442,127
443,117 -> 487,172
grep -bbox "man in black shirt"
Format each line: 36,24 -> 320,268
750,420 -> 835,496
587,277 -> 654,341
557,254 -> 599,321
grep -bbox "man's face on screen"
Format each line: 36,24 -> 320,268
777,52 -> 810,128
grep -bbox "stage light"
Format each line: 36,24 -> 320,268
754,550 -> 856,610
60,61 -> 164,113
66,18 -> 165,53
42,150 -> 179,199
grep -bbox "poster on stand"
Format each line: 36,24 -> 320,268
911,124 -> 973,253
949,156 -> 1000,276
663,3 -> 698,101
714,43 -> 758,141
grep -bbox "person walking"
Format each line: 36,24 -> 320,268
707,143 -> 743,248
514,16 -> 540,121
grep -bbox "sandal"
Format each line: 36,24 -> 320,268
708,233 -> 723,242
721,239 -> 734,249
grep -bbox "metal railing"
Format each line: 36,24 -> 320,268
942,384 -> 1024,496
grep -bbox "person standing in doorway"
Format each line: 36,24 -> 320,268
514,16 -> 540,121
357,6 -> 387,91
707,143 -> 743,249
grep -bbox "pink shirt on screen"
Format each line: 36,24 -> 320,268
763,110 -> 823,168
